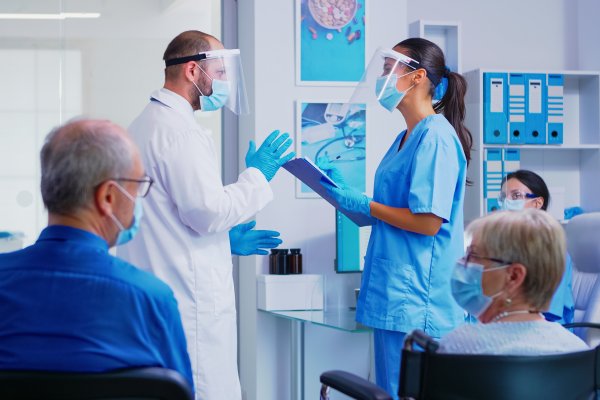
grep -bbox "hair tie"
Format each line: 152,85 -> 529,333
444,66 -> 451,77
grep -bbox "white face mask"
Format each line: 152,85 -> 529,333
499,198 -> 526,211
374,70 -> 416,112
451,260 -> 509,318
192,63 -> 231,112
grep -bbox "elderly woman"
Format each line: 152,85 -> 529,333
440,208 -> 587,354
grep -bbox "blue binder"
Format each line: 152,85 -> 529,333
525,73 -> 547,144
503,148 -> 521,175
508,73 -> 526,144
483,148 -> 503,213
547,74 -> 564,144
486,198 -> 501,213
483,72 -> 508,144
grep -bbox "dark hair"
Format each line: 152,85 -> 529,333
395,38 -> 473,166
163,30 -> 214,80
503,169 -> 550,210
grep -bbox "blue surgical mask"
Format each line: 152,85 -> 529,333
109,185 -> 143,246
193,63 -> 231,112
375,71 -> 415,112
451,261 -> 508,318
500,198 -> 526,211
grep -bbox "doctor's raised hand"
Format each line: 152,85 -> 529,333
245,129 -> 296,181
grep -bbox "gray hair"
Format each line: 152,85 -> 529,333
40,118 -> 134,215
466,208 -> 566,310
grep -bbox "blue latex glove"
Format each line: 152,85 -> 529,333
316,157 -> 346,189
245,130 -> 296,181
322,181 -> 372,217
564,206 -> 584,220
229,221 -> 282,256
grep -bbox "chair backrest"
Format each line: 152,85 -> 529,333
399,347 -> 599,400
400,349 -> 600,400
565,212 -> 600,346
0,367 -> 193,400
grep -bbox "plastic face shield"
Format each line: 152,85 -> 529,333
165,48 -> 249,115
348,47 -> 420,107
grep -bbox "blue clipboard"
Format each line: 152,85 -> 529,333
283,157 -> 372,227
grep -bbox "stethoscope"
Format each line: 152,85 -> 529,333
314,134 -> 366,163
312,106 -> 366,163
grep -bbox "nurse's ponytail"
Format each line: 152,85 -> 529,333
395,38 -> 473,166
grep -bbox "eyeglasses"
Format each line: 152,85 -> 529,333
111,176 -> 154,198
498,191 -> 538,202
461,248 -> 513,269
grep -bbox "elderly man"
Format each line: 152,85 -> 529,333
0,119 -> 193,390
118,30 -> 294,400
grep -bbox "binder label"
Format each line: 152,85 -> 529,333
528,79 -> 542,114
490,79 -> 504,113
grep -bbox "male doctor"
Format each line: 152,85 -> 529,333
118,30 -> 294,400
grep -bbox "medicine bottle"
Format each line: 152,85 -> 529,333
277,248 -> 289,274
269,249 -> 279,274
288,248 -> 303,274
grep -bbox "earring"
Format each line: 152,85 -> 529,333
504,297 -> 512,307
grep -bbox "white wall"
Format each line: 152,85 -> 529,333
576,0 -> 600,70
407,0 -> 575,72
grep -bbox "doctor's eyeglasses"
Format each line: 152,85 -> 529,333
498,191 -> 538,202
112,176 -> 154,197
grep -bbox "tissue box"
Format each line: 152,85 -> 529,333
257,274 -> 324,311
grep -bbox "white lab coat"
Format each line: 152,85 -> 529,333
118,88 -> 273,400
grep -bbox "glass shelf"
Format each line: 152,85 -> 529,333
261,308 -> 371,333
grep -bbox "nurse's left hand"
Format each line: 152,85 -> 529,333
229,221 -> 282,256
321,181 -> 372,217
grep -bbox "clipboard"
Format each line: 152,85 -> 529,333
283,157 -> 372,227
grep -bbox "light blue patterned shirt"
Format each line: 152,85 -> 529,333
439,320 -> 588,355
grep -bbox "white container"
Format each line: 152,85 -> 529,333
257,274 -> 324,311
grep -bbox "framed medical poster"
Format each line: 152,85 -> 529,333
295,101 -> 366,198
296,0 -> 366,85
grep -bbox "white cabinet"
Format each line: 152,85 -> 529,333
463,69 -> 600,223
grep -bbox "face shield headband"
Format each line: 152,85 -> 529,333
164,48 -> 241,67
381,48 -> 447,90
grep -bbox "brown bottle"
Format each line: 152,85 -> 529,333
288,248 -> 303,274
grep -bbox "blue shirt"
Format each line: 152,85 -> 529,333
0,226 -> 193,390
545,253 -> 575,324
356,114 -> 466,337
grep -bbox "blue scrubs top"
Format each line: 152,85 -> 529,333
356,114 -> 466,337
545,253 -> 575,324
0,226 -> 193,390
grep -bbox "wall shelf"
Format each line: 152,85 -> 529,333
409,20 -> 461,73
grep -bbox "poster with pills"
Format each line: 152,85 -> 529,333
296,0 -> 366,85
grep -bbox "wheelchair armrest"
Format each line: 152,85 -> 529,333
320,370 -> 392,400
562,322 -> 600,330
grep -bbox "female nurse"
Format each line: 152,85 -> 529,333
321,38 -> 473,398
499,169 -> 575,324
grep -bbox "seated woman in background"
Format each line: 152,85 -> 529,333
440,208 -> 587,355
499,169 -> 574,324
